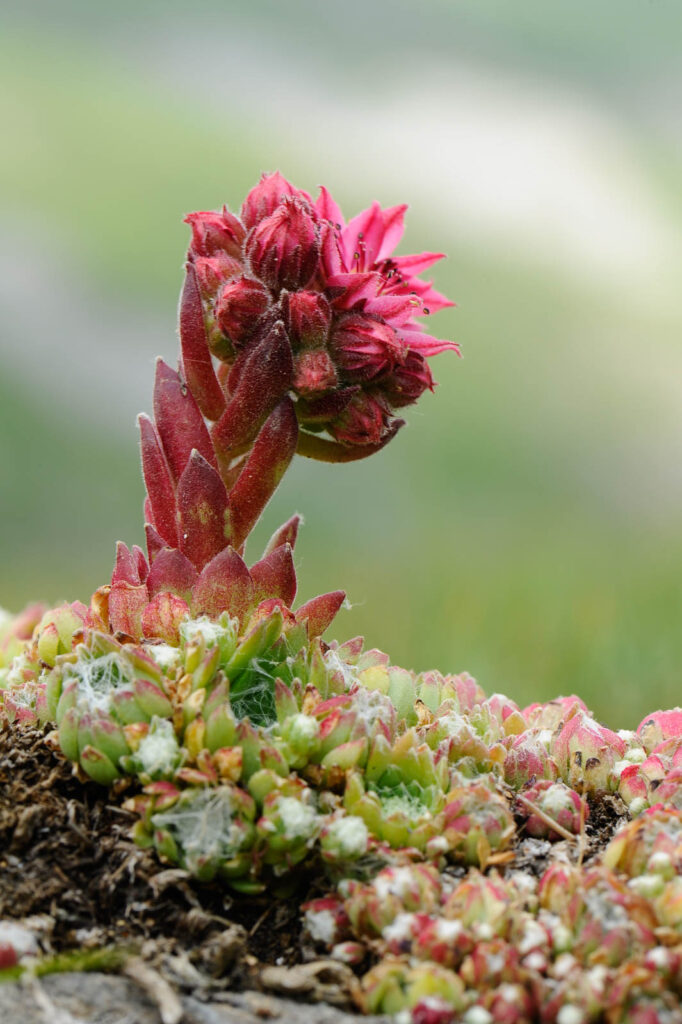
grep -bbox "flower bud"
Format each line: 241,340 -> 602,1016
328,392 -> 391,446
185,208 -> 245,260
376,351 -> 434,408
332,313 -> 405,380
215,276 -> 270,347
293,349 -> 338,396
285,290 -> 332,348
192,253 -> 242,296
246,197 -> 320,292
240,171 -> 304,231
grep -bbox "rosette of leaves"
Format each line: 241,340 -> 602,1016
342,862 -> 443,938
300,681 -> 398,786
343,730 -> 452,853
44,631 -> 173,784
540,865 -> 658,967
129,780 -> 259,891
175,611 -> 350,785
441,871 -> 518,941
249,771 -> 322,874
360,958 -> 465,1017
0,602 -> 88,725
603,807 -> 682,880
442,782 -> 515,867
0,603 -> 45,678
515,779 -> 586,841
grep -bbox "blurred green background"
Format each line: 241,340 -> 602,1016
1,1 -> 681,726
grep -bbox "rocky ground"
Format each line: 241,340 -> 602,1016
0,723 -> 630,1023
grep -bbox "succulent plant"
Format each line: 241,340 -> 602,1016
553,710 -> 626,794
44,631 -> 173,784
9,171 -> 682,1021
129,780 -> 260,890
515,780 -> 586,841
360,958 -> 466,1017
343,730 -> 452,854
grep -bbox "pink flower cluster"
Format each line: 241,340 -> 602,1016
185,172 -> 457,449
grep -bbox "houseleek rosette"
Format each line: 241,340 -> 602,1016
130,780 -> 259,889
45,632 -> 173,784
343,730 -> 451,854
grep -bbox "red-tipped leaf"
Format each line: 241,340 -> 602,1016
176,449 -> 230,570
112,542 -> 140,586
146,547 -> 198,602
227,397 -> 298,552
142,592 -> 190,645
249,543 -> 297,607
132,545 -> 149,583
145,523 -> 166,563
192,546 -> 255,623
108,582 -> 148,640
211,322 -> 293,462
153,359 -> 216,482
296,419 -> 404,462
138,413 -> 178,547
262,514 -> 302,557
179,262 -> 226,422
295,590 -> 346,638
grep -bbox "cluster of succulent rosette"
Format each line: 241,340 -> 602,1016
3,175 -> 682,1021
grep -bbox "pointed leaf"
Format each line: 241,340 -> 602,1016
296,387 -> 359,425
132,545 -> 149,583
108,582 -> 148,640
179,262 -> 226,421
138,413 -> 178,547
153,359 -> 216,482
145,523 -> 166,563
250,544 -> 297,606
295,590 -> 346,638
227,397 -> 298,552
211,322 -> 293,462
192,546 -> 255,623
263,514 -> 301,557
296,419 -> 404,462
146,547 -> 198,601
176,449 -> 230,570
112,542 -> 140,586
141,592 -> 190,644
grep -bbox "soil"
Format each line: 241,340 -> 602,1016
0,723 -> 628,1014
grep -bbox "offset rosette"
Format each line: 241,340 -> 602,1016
360,958 -> 465,1018
514,779 -> 586,841
45,632 -> 173,784
343,730 -> 451,853
539,864 -> 658,967
129,781 -> 259,890
0,602 -> 88,726
442,783 -> 515,867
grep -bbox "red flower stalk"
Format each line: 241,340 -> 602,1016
105,175 -> 456,637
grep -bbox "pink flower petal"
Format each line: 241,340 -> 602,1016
315,185 -> 345,228
391,251 -> 446,275
398,327 -> 461,357
376,204 -> 407,260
